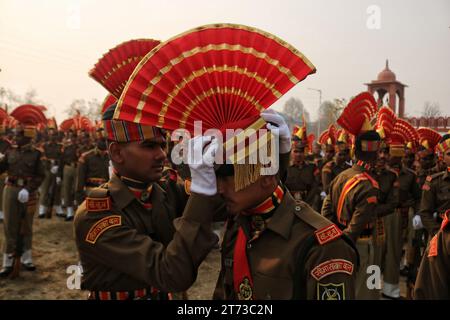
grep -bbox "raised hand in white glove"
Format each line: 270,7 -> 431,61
56,177 -> 62,185
320,191 -> 327,200
412,215 -> 424,230
50,165 -> 59,174
261,109 -> 291,153
187,136 -> 219,196
17,188 -> 30,204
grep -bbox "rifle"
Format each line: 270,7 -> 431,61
9,202 -> 26,279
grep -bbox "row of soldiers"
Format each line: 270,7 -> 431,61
285,98 -> 449,299
0,125 -> 110,277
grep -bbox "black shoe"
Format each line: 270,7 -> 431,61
38,214 -> 45,219
0,266 -> 13,278
65,216 -> 74,222
21,262 -> 36,271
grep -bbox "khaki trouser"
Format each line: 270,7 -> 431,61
62,165 -> 77,208
39,168 -> 61,207
2,185 -> 37,254
383,209 -> 403,286
355,238 -> 380,299
0,172 -> 7,212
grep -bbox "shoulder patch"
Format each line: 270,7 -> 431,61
311,259 -> 354,281
317,283 -> 345,300
86,197 -> 111,212
422,184 -> 431,191
428,234 -> 438,257
426,175 -> 433,182
315,224 -> 343,245
85,215 -> 121,244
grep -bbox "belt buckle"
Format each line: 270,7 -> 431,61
17,178 -> 24,187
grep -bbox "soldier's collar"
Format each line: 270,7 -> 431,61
107,173 -> 138,210
262,189 -> 295,240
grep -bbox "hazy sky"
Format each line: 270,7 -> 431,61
0,0 -> 449,123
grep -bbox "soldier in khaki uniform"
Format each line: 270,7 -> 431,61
61,130 -> 80,221
285,125 -> 321,211
74,104 -> 218,299
209,108 -> 357,300
405,130 -> 442,298
75,137 -> 110,206
414,209 -> 450,299
385,140 -> 421,299
38,128 -> 64,218
418,134 -> 450,238
322,92 -> 381,300
0,125 -> 45,276
370,142 -> 399,278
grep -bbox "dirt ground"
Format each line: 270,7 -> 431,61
0,215 -> 220,300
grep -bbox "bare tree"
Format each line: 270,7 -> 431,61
282,97 -> 310,123
23,88 -> 41,104
318,99 -> 346,129
65,98 -> 101,120
0,87 -> 23,108
421,101 -> 441,117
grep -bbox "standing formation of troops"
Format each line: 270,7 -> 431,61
0,23 -> 448,300
0,109 -> 111,277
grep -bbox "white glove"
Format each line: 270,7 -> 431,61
108,160 -> 114,179
261,109 -> 291,153
50,165 -> 59,174
0,152 -> 5,161
320,191 -> 327,200
187,136 -> 219,196
412,215 -> 424,230
17,188 -> 30,204
56,177 -> 62,185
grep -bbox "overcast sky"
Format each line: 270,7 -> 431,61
0,0 -> 449,123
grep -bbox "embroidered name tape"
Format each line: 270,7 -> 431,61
311,259 -> 354,281
85,215 -> 121,244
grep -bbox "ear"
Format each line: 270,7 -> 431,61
259,175 -> 276,189
108,142 -> 124,164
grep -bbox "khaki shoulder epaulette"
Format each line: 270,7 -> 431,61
85,187 -> 111,213
428,171 -> 445,181
293,201 -> 343,245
